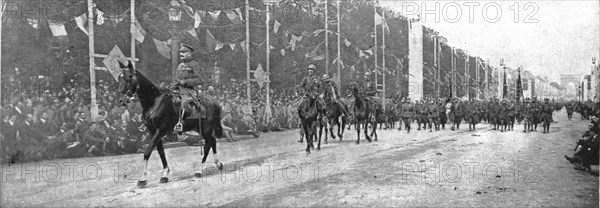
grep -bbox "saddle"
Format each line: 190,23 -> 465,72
171,91 -> 207,119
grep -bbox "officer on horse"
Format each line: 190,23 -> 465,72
172,43 -> 206,135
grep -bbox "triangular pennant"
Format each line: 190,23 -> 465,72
96,9 -> 105,25
280,49 -> 285,56
181,4 -> 194,17
284,30 -> 289,37
208,11 -> 221,21
215,42 -> 225,51
75,13 -> 88,35
235,8 -> 244,20
374,12 -> 384,25
48,20 -> 67,36
225,10 -> 238,21
194,11 -> 203,28
273,20 -> 281,33
344,38 -> 351,47
255,63 -> 266,88
187,28 -> 198,39
131,20 -> 145,43
152,38 -> 171,59
269,44 -> 275,50
206,29 -> 217,51
240,40 -> 247,54
229,43 -> 236,50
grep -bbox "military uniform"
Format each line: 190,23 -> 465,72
522,99 -> 533,133
541,99 -> 554,133
530,99 -> 542,131
399,98 -> 414,133
566,102 -> 575,120
427,100 -> 440,132
173,44 -> 205,133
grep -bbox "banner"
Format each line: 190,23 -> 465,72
152,38 -> 171,59
48,20 -> 67,36
408,20 -> 423,101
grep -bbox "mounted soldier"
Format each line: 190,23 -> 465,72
361,71 -> 380,121
172,43 -> 207,135
299,64 -> 325,115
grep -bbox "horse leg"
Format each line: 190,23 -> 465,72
329,117 -> 336,140
137,129 -> 161,188
365,119 -> 372,142
155,138 -> 171,183
372,119 -> 378,142
355,119 -> 361,144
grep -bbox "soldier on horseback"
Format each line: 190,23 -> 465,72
172,43 -> 206,135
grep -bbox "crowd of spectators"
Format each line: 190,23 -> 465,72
1,77 -> 303,163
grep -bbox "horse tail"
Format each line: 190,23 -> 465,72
213,103 -> 224,138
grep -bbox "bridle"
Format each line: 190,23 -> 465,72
120,69 -> 139,103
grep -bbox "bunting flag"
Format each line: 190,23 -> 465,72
74,13 -> 88,35
229,43 -> 236,50
181,3 -> 195,18
215,42 -> 225,51
290,34 -> 298,51
206,29 -> 217,51
96,9 -> 105,25
187,28 -> 198,39
208,11 -> 221,20
225,10 -> 239,22
235,8 -> 244,20
269,44 -> 275,50
273,20 -> 281,33
284,30 -> 289,37
344,38 -> 351,47
280,49 -> 285,56
516,69 -> 523,101
131,20 -> 145,43
152,38 -> 171,59
240,40 -> 246,53
48,20 -> 68,36
375,12 -> 389,33
350,65 -> 356,72
332,56 -> 345,68
194,11 -> 202,28
502,69 -> 508,99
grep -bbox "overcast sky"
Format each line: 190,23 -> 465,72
380,0 -> 600,83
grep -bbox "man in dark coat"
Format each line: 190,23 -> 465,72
173,43 -> 205,133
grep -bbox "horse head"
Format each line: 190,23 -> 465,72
117,61 -> 138,106
346,81 -> 359,98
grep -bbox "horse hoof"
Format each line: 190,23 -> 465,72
137,180 -> 147,188
355,141 -> 360,145
324,140 -> 328,144
216,162 -> 224,171
194,172 -> 202,178
159,177 -> 169,183
317,147 -> 321,151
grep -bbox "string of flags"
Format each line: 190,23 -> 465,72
28,0 -> 405,73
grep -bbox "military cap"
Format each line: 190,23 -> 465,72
180,43 -> 194,52
307,64 -> 316,70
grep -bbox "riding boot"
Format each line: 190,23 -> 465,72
174,109 -> 185,132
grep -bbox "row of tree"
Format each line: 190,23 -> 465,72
1,0 -> 497,101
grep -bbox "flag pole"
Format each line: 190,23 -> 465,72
246,0 -> 251,103
373,1 -> 378,93
336,0 -> 341,90
325,0 -> 329,75
382,9 -> 386,108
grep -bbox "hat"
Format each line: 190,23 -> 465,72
307,64 -> 316,70
364,71 -> 371,76
322,74 -> 329,79
180,43 -> 194,52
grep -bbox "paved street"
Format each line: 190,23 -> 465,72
1,110 -> 597,207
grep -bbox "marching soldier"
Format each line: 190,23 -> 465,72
566,100 -> 575,120
507,99 -> 516,131
467,99 -> 480,131
416,100 -> 427,131
530,98 -> 542,131
438,98 -> 448,130
522,98 -> 533,133
399,97 -> 414,133
428,99 -> 440,132
541,98 -> 554,133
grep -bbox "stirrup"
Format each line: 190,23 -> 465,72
174,122 -> 183,132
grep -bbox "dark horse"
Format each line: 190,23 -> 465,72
298,95 -> 320,154
346,81 -> 377,144
116,61 -> 223,188
319,83 -> 348,144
